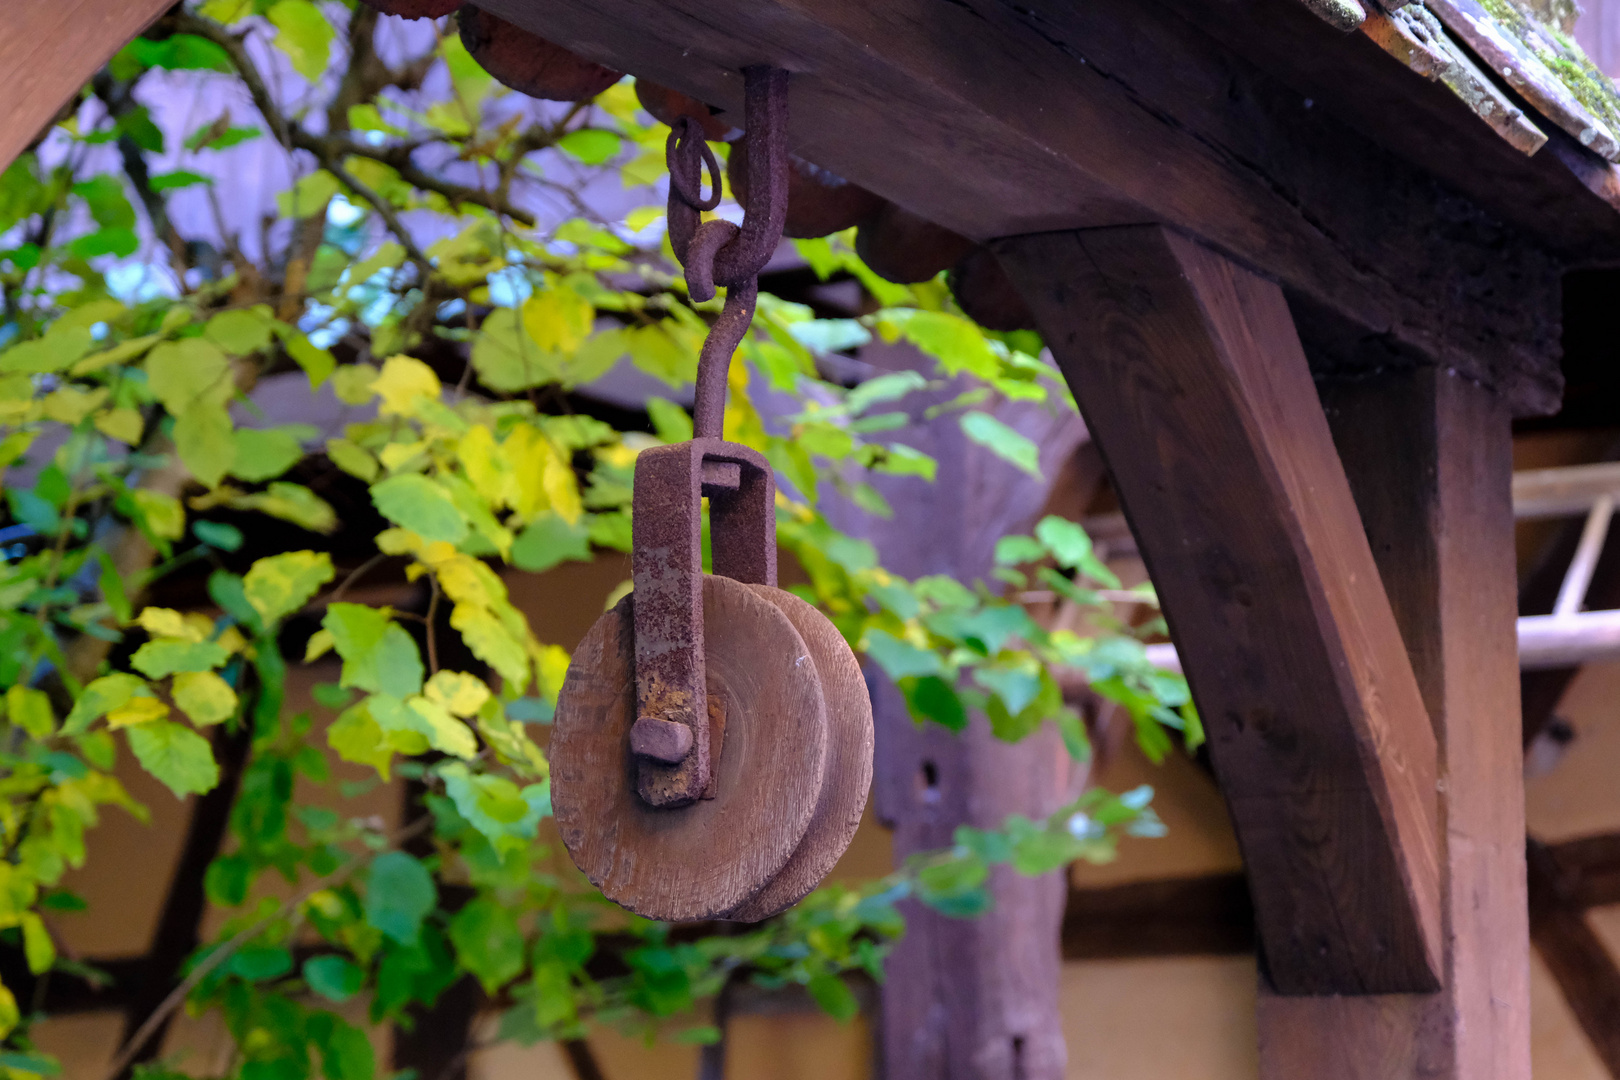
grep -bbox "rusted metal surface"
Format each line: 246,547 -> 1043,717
626,64 -> 789,807
630,440 -> 778,805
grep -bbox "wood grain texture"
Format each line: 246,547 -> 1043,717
0,0 -> 172,171
999,225 -> 1442,995
551,576 -> 826,921
724,585 -> 873,922
1259,367 -> 1529,1078
477,0 -> 1564,414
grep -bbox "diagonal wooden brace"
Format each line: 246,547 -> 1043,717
996,225 -> 1443,994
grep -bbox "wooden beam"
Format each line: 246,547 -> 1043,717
1528,839 -> 1620,1077
1152,0 -> 1620,263
1543,833 -> 1620,909
998,224 -> 1442,995
0,0 -> 172,171
1061,874 -> 1255,960
483,0 -> 1564,415
1255,365 -> 1530,1078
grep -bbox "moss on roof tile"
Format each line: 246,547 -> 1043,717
1472,0 -> 1620,140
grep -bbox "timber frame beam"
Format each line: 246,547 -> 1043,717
480,0 -> 1563,414
998,224 -> 1444,996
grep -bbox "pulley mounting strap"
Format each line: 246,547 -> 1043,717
628,64 -> 789,808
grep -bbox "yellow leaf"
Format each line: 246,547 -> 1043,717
304,627 -> 335,662
107,696 -> 169,728
534,644 -> 571,705
372,354 -> 441,417
543,450 -> 582,525
0,981 -> 17,1040
450,605 -> 530,690
137,608 -> 202,642
217,625 -> 248,656
503,424 -> 550,520
458,425 -> 512,508
521,288 -> 594,355
131,490 -> 185,541
172,671 -> 238,726
378,439 -> 429,473
424,670 -> 491,717
42,385 -> 109,425
95,406 -> 144,445
406,697 -> 478,758
330,363 -> 378,405
433,553 -> 504,609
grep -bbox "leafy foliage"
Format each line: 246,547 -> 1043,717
0,1 -> 1194,1074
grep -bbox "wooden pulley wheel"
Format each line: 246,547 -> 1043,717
355,0 -> 459,20
551,577 -> 872,921
727,141 -> 884,240
552,67 -> 871,923
457,8 -> 624,102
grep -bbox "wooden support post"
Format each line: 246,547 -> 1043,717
815,380 -> 1087,1080
998,225 -> 1443,996
1248,367 -> 1530,1078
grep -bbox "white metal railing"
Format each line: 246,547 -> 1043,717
1125,461 -> 1620,674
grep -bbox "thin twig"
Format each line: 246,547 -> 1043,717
424,575 -> 441,675
326,553 -> 388,605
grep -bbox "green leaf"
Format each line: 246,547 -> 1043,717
127,33 -> 233,72
62,672 -> 146,734
0,1052 -> 59,1077
149,170 -> 210,193
243,550 -> 334,624
287,332 -> 336,387
173,401 -> 236,488
71,174 -> 135,230
6,685 -> 54,739
806,973 -> 859,1021
511,512 -> 591,574
883,309 -> 999,379
328,702 -> 394,779
471,307 -> 559,393
145,337 -> 234,414
626,324 -> 696,387
127,719 -> 220,797
323,604 -> 424,698
230,426 -> 305,482
309,1011 -> 375,1080
20,912 -> 54,975
365,851 -> 436,946
192,520 -> 244,551
228,945 -> 293,982
847,370 -> 927,415
172,671 -> 238,726
371,474 -> 469,544
449,896 -> 525,993
130,639 -> 230,679
276,169 -> 342,219
227,481 -> 337,533
205,854 -> 252,906
1034,515 -> 1120,587
862,628 -> 942,680
960,411 -> 1041,478
0,326 -> 94,374
521,288 -> 594,354
900,675 -> 967,732
645,397 -> 693,443
557,129 -> 622,165
370,694 -> 477,759
206,309 -> 274,355
326,437 -> 379,482
304,955 -> 364,1003
268,0 -> 335,81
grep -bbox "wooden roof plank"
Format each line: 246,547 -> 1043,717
1430,0 -> 1620,161
1365,4 -> 1549,156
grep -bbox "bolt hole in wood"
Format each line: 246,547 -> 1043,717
917,760 -> 941,804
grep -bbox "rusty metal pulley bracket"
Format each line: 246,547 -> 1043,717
628,65 -> 790,808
